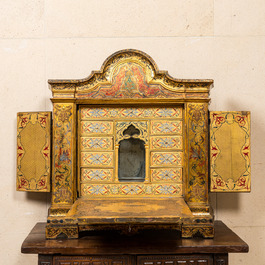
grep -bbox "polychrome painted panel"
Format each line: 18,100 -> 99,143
150,136 -> 182,150
210,111 -> 251,192
186,103 -> 208,203
53,103 -> 75,204
80,107 -> 182,120
81,152 -> 114,167
81,183 -> 182,197
80,121 -> 113,135
150,151 -> 183,167
81,168 -> 113,182
17,112 -> 51,192
150,120 -> 182,135
151,168 -> 182,182
80,137 -> 113,151
77,62 -> 182,99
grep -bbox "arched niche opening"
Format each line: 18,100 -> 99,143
118,124 -> 146,182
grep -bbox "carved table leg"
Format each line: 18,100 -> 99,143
214,254 -> 228,265
39,255 -> 53,265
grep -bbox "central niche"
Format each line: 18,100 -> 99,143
118,125 -> 145,182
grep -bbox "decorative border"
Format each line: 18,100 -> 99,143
115,121 -> 148,144
81,107 -> 182,120
81,183 -> 182,197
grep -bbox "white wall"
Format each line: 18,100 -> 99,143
0,1 -> 264,264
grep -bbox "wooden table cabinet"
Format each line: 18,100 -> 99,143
21,221 -> 248,265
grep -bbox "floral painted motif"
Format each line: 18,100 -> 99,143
53,104 -> 74,204
186,103 -> 208,203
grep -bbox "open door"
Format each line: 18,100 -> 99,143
17,112 -> 51,192
210,111 -> 250,192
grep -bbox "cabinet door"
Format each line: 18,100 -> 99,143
17,112 -> 51,192
210,111 -> 250,192
137,255 -> 212,265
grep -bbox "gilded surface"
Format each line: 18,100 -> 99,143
186,103 -> 208,203
66,197 -> 192,221
17,112 -> 51,192
210,111 -> 251,192
181,224 -> 214,238
52,103 -> 75,204
79,106 -> 184,198
46,50 -> 214,238
115,121 -> 148,144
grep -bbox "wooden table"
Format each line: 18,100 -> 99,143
21,221 -> 248,265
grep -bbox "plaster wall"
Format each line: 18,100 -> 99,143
0,1 -> 264,264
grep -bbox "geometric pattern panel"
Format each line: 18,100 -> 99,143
210,111 -> 251,192
150,120 -> 182,135
80,152 -> 114,167
151,168 -> 182,182
150,135 -> 182,150
80,107 -> 182,120
81,183 -> 182,197
17,112 -> 51,192
81,168 -> 113,182
80,137 -> 113,151
80,121 -> 113,135
150,151 -> 183,167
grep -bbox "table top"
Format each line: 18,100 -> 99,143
21,221 -> 248,255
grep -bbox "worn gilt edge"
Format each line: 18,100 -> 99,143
181,224 -> 214,238
46,224 -> 79,239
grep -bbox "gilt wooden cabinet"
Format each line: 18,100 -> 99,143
22,221 -> 248,265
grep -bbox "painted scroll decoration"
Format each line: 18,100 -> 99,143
53,104 -> 75,204
210,111 -> 251,192
17,112 -> 51,192
186,103 -> 208,203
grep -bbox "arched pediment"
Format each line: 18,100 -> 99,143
49,49 -> 213,100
